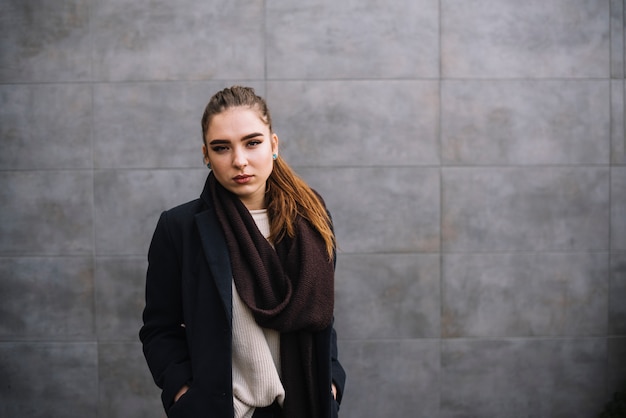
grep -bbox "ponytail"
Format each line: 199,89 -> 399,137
266,157 -> 336,261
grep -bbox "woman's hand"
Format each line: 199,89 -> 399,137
331,383 -> 337,400
174,384 -> 189,403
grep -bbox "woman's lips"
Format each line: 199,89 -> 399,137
233,174 -> 252,184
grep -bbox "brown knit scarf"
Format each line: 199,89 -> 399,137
208,173 -> 334,418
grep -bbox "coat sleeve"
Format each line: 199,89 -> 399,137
139,211 -> 192,410
330,321 -> 346,405
326,207 -> 346,404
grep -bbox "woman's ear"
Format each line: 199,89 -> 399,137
202,144 -> 209,164
271,133 -> 279,155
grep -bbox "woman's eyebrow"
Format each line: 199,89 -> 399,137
208,139 -> 230,145
209,132 -> 263,145
240,132 -> 263,141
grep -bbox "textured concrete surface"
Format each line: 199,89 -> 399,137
0,0 -> 623,417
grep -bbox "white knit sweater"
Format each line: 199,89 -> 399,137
231,209 -> 285,418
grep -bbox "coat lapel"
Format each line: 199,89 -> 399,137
195,209 -> 232,325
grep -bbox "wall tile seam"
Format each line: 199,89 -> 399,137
337,251 -> 440,256
439,77 -> 614,82
337,337 -> 441,343
262,0 -> 268,82
437,0 -> 443,81
0,340 -> 144,345
90,252 -> 147,258
438,250 -> 612,255
611,79 -> 626,166
0,339 -> 99,344
3,164 -> 608,171
0,81 -> 97,87
88,78 -> 267,85
0,255 -> 97,259
264,77 -> 443,82
0,77 -> 617,85
610,0 -> 625,79
0,77 -> 616,86
610,78 -> 626,165
336,336 -> 611,342
93,255 -> 145,260
291,164 -> 443,168
89,75 -> 97,338
607,336 -> 626,340
264,77 -> 614,82
0,253 -> 98,257
89,167 -> 207,172
440,335 -> 615,340
0,168 -> 97,173
337,250 -> 613,256
293,164 -> 614,169
95,339 -> 143,344
438,0 -> 445,352
437,336 -> 611,342
440,250 -> 613,256
609,166 -> 613,254
0,79 -> 269,87
87,0 -> 94,88
439,164 -> 614,168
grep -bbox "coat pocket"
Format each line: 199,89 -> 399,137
168,387 -> 232,418
331,398 -> 339,418
167,386 -> 197,418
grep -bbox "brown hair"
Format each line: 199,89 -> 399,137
201,86 -> 335,260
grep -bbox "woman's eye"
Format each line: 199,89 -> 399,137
247,140 -> 262,147
211,146 -> 228,152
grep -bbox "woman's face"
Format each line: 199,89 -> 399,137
203,107 -> 278,210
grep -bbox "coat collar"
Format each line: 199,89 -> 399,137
195,177 -> 233,324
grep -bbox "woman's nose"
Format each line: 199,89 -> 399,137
232,150 -> 248,168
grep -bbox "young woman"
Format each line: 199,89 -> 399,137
140,86 -> 346,418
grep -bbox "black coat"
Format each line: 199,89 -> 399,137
140,180 -> 346,418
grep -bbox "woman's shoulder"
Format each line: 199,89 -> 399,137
166,198 -> 203,214
151,198 -> 210,245
160,198 -> 206,225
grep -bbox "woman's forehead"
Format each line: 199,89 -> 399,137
207,107 -> 270,138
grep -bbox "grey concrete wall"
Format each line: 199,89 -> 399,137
0,0 -> 624,417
